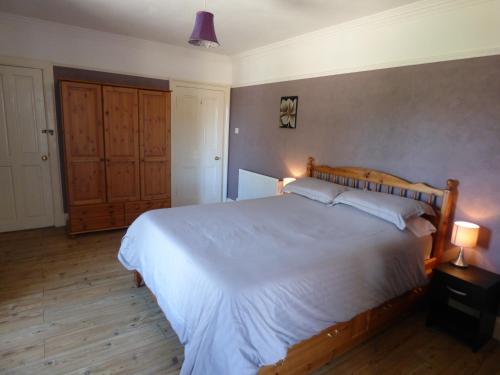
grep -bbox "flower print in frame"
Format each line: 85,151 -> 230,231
279,96 -> 298,128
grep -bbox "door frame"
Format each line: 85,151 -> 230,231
170,80 -> 231,203
0,55 -> 65,227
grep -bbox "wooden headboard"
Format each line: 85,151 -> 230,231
306,157 -> 458,272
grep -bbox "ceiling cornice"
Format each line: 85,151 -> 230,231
233,0 -> 490,60
231,0 -> 500,87
231,47 -> 500,88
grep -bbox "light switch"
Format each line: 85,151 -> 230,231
235,128 -> 239,134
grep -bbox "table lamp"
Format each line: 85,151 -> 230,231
450,221 -> 479,268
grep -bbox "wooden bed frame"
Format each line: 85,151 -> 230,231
133,157 -> 459,375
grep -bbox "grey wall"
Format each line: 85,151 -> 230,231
228,55 -> 500,272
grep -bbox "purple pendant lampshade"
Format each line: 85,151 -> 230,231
189,11 -> 219,48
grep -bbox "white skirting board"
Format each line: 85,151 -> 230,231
237,169 -> 281,201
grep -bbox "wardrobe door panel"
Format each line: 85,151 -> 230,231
61,82 -> 106,205
139,90 -> 170,200
70,161 -> 107,204
105,160 -> 139,201
142,161 -> 170,198
103,86 -> 140,202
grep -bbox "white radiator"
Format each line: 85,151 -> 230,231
237,169 -> 281,200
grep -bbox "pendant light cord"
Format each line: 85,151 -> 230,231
204,0 -> 207,10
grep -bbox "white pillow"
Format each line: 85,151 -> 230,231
333,189 -> 435,230
283,177 -> 347,204
406,216 -> 437,237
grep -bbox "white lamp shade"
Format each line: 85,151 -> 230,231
282,177 -> 296,187
451,221 -> 479,248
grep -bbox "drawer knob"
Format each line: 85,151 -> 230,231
276,359 -> 286,367
446,286 -> 467,297
327,329 -> 339,338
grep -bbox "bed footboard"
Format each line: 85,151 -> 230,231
134,271 -> 144,288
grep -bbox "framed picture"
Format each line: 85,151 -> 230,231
279,96 -> 298,128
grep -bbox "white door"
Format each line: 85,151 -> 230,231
0,65 -> 54,232
173,86 -> 225,206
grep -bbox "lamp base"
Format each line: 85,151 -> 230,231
451,247 -> 468,268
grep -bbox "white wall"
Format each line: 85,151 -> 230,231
2,0 -> 499,88
232,0 -> 500,87
0,12 -> 232,85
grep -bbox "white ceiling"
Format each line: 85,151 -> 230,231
0,0 -> 420,55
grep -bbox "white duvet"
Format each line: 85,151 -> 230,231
118,194 -> 429,375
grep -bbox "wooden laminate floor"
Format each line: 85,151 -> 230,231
1,228 -> 499,375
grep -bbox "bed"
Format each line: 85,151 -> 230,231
118,157 -> 458,375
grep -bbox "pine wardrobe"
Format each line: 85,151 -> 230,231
60,81 -> 171,234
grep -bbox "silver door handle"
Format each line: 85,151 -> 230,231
214,156 -> 220,160
41,155 -> 48,161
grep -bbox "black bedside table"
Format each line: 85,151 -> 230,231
427,263 -> 500,350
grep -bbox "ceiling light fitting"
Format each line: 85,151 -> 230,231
188,0 -> 219,48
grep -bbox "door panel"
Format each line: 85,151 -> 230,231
69,160 -> 106,204
64,86 -> 103,158
61,81 -> 106,206
0,166 -> 16,222
21,164 -> 45,217
139,90 -> 170,200
0,65 -> 54,231
103,86 -> 140,202
142,161 -> 169,198
14,75 -> 40,153
172,86 -> 224,206
173,92 -> 199,206
106,161 -> 140,201
0,75 -> 10,159
199,94 -> 223,204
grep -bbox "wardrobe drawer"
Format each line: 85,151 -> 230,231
125,199 -> 170,224
69,203 -> 124,218
69,203 -> 125,233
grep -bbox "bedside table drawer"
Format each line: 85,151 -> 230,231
432,273 -> 485,308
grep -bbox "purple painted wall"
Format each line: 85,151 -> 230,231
228,55 -> 500,272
